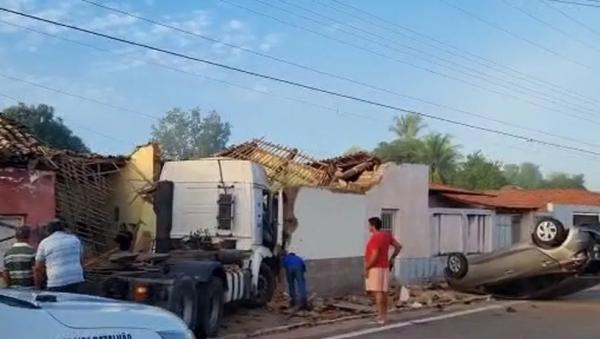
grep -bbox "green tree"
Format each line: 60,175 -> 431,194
451,151 -> 507,190
502,162 -> 544,188
151,107 -> 231,160
374,113 -> 426,164
2,103 -> 89,152
542,172 -> 585,189
419,133 -> 461,184
374,138 -> 424,164
390,113 -> 426,140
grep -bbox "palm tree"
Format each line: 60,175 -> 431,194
419,133 -> 461,184
390,113 -> 426,140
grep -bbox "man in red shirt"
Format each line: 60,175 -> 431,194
364,217 -> 402,324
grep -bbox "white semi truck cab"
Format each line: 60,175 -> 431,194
87,158 -> 282,338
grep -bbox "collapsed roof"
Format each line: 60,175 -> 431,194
0,114 -> 129,250
216,139 -> 382,192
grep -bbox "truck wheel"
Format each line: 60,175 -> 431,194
196,277 -> 224,339
245,263 -> 276,308
169,277 -> 198,332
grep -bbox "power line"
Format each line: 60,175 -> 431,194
0,91 -> 130,146
222,0 -> 600,124
438,0 -> 592,69
501,0 -> 600,54
82,0 -> 600,124
325,0 -> 600,106
4,7 -> 600,158
0,71 -> 159,121
541,0 -> 600,37
546,0 -> 600,8
6,19 -> 600,151
271,0 -> 600,120
86,0 -> 600,127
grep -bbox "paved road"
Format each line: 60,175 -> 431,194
263,286 -> 600,339
329,288 -> 600,339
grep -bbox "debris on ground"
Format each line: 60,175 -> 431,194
263,282 -> 487,321
506,306 -> 517,313
220,283 -> 492,337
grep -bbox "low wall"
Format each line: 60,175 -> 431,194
282,256 -> 365,297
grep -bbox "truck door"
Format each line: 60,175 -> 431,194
261,190 -> 278,250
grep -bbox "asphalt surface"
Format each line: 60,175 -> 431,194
332,287 -> 600,339
260,286 -> 600,339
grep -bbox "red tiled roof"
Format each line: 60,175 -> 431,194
429,183 -> 494,196
440,188 -> 600,210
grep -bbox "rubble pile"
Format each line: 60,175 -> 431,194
265,283 -> 488,321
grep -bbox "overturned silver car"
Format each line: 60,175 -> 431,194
445,217 -> 600,299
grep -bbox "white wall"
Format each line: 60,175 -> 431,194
288,187 -> 367,260
548,204 -> 600,228
366,164 -> 430,258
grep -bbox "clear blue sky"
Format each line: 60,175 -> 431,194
2,0 -> 600,187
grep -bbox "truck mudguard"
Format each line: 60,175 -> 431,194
167,260 -> 227,286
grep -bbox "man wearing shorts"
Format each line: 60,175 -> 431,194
364,217 -> 402,324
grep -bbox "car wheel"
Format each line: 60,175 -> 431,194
196,277 -> 224,339
445,253 -> 468,279
532,217 -> 567,249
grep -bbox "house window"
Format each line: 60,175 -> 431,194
466,215 -> 487,254
381,209 -> 396,231
432,214 -> 463,255
573,214 -> 599,226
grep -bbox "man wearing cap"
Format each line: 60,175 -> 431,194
3,226 -> 36,288
34,219 -> 85,293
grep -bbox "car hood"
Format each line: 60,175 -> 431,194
0,288 -> 188,332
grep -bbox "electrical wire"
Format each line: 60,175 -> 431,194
0,91 -> 130,146
438,0 -> 592,69
0,72 -> 159,120
6,18 -> 600,150
501,0 -> 600,54
541,0 -> 600,37
546,0 -> 600,8
3,7 -> 600,158
271,0 -> 600,119
221,0 -> 600,125
325,0 -> 600,106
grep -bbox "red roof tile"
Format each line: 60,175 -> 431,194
429,183 -> 493,196
440,188 -> 600,210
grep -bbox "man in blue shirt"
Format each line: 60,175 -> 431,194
282,252 -> 308,310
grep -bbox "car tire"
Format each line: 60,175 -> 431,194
196,277 -> 224,339
169,277 -> 199,333
532,217 -> 567,249
445,253 -> 468,279
244,263 -> 276,308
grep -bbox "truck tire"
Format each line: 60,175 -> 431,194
169,277 -> 199,333
245,263 -> 276,308
196,277 -> 224,339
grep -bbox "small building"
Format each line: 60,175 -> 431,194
0,115 -> 129,273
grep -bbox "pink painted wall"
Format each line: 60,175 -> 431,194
0,168 -> 56,244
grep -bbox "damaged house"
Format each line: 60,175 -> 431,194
0,115 -> 134,269
217,139 -> 430,296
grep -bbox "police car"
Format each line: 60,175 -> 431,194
0,288 -> 195,339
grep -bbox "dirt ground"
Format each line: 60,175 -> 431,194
218,283 -> 488,338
